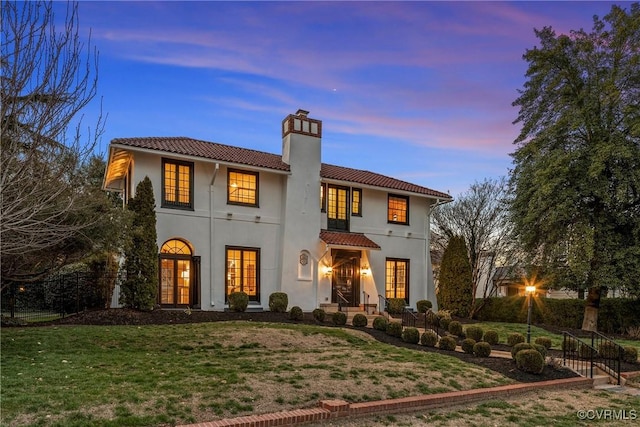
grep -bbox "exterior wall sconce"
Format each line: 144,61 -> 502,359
323,266 -> 333,276
361,265 -> 371,276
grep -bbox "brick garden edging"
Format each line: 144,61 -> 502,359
178,377 -> 593,427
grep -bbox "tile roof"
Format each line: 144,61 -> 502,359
111,136 -> 451,199
319,230 -> 381,250
320,163 -> 450,199
111,137 -> 290,171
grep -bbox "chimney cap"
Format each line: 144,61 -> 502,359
295,109 -> 309,117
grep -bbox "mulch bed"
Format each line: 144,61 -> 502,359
16,308 -> 640,383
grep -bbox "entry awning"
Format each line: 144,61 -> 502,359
319,230 -> 381,251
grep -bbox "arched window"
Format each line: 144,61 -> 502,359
159,239 -> 194,307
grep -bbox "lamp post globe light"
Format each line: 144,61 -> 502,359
525,285 -> 536,343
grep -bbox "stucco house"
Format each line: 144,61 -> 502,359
103,110 -> 452,312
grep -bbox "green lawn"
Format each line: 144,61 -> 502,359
1,322 -> 512,427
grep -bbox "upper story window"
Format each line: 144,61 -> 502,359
162,158 -> 193,209
351,188 -> 362,216
327,185 -> 349,231
228,169 -> 258,207
388,194 -> 409,225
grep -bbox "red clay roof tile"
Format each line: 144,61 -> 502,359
111,136 -> 450,199
319,230 -> 381,250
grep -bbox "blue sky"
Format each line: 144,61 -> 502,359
68,1 -> 629,196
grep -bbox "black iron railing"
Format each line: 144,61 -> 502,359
562,331 -> 623,385
402,308 -> 417,328
377,294 -> 389,319
335,289 -> 349,315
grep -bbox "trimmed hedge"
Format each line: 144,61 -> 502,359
448,320 -> 463,337
402,327 -> 420,344
332,311 -> 347,326
386,321 -> 403,338
474,296 -> 640,334
416,300 -> 433,313
461,338 -> 476,354
312,308 -> 325,323
269,292 -> 288,313
473,342 -> 492,357
511,342 -> 534,359
421,330 -> 438,347
534,336 -> 553,350
373,316 -> 389,331
465,326 -> 484,342
439,336 -> 457,351
352,313 -> 368,327
387,298 -> 406,315
507,333 -> 525,347
623,346 -> 638,363
228,291 -> 249,312
483,330 -> 500,345
289,306 -> 303,321
516,349 -> 544,374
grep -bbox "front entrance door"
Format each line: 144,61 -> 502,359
331,250 -> 360,307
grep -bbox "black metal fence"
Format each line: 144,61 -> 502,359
1,270 -> 122,323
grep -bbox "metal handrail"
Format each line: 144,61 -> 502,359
402,308 -> 418,328
590,331 -> 623,385
563,332 -> 596,380
362,291 -> 370,314
335,289 -> 349,315
423,308 -> 440,336
377,294 -> 389,319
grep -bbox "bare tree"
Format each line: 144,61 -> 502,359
1,1 -> 104,286
431,177 -> 522,317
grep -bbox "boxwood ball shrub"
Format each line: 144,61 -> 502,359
461,338 -> 476,354
332,311 -> 347,326
439,336 -> 457,351
387,298 -> 406,315
425,310 -> 439,326
228,291 -> 249,312
511,342 -> 534,360
416,299 -> 433,313
623,346 -> 638,363
465,326 -> 484,342
386,321 -> 403,338
269,292 -> 288,313
402,327 -> 420,344
312,308 -> 325,323
373,316 -> 389,331
473,341 -> 492,358
516,349 -> 545,374
448,320 -> 463,337
533,343 -> 548,359
352,313 -> 368,327
483,330 -> 500,345
507,332 -> 525,347
421,330 -> 438,347
535,336 -> 553,350
289,306 -> 303,321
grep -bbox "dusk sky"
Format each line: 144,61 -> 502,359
68,1 -> 630,196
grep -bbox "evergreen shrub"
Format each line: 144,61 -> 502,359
516,349 -> 544,374
483,330 -> 500,345
289,306 -> 303,321
507,332 -> 525,347
228,291 -> 249,312
421,330 -> 438,347
312,308 -> 325,323
473,342 -> 492,357
534,336 -> 553,350
373,316 -> 389,331
465,326 -> 484,342
402,327 -> 420,344
269,292 -> 288,313
386,321 -> 403,338
416,300 -> 433,313
438,336 -> 457,351
461,338 -> 476,354
332,311 -> 347,326
352,313 -> 368,327
448,320 -> 463,337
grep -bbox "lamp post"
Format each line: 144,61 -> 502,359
525,285 -> 536,343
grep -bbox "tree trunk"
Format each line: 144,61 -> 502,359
581,286 -> 600,331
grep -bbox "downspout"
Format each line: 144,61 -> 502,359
210,163 -> 220,307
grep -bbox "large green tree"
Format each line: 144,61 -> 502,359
437,235 -> 474,317
121,177 -> 158,310
509,3 -> 640,331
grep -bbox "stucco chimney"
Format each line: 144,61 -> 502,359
281,109 -> 322,165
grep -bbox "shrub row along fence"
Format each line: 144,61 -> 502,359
1,270 -> 121,323
474,296 -> 640,335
